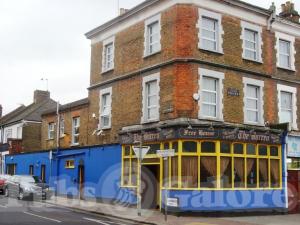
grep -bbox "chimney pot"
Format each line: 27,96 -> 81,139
119,8 -> 129,15
280,1 -> 299,23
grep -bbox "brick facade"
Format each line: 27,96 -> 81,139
41,100 -> 89,150
86,2 -> 300,145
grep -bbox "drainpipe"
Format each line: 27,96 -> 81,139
267,2 -> 276,31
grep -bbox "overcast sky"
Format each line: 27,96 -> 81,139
0,0 -> 299,115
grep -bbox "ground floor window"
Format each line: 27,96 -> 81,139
6,164 -> 16,175
121,141 -> 282,190
287,158 -> 300,170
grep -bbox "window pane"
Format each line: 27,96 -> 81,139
202,29 -> 215,40
131,159 -> 138,186
163,142 -> 169,150
246,144 -> 256,155
259,159 -> 269,188
171,157 -> 178,188
270,159 -> 280,188
247,158 -> 257,188
182,156 -> 198,188
202,17 -> 217,31
281,92 -> 292,109
162,158 -> 169,188
123,159 -> 130,186
279,40 -> 290,54
200,156 -> 217,188
279,55 -> 290,68
202,104 -> 217,117
270,146 -> 279,156
234,143 -> 244,154
247,85 -> 258,98
172,142 -> 178,153
202,39 -> 217,51
148,143 -> 161,155
220,157 -> 232,188
221,142 -> 231,154
247,110 -> 258,122
203,91 -> 216,103
245,49 -> 256,60
258,145 -> 268,156
182,141 -> 197,153
201,142 -> 216,153
280,110 -> 292,124
203,77 -> 217,91
124,146 -> 131,156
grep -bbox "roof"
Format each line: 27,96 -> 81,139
0,99 -> 57,126
85,0 -> 272,39
42,98 -> 89,116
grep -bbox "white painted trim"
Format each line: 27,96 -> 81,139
243,77 -> 265,126
198,68 -> 224,121
275,32 -> 296,71
277,84 -> 298,130
240,21 -> 263,63
144,14 -> 161,57
99,87 -> 113,129
141,73 -> 160,123
197,8 -> 224,54
101,36 -> 115,73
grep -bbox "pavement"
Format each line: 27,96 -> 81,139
0,195 -> 148,225
44,196 -> 300,225
1,194 -> 300,225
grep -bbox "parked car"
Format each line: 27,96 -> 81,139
4,175 -> 53,200
0,175 -> 11,194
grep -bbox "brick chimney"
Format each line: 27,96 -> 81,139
280,1 -> 300,23
119,8 -> 129,15
33,90 -> 50,103
0,104 -> 2,118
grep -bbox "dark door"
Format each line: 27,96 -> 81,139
6,164 -> 16,176
141,165 -> 159,209
288,170 -> 299,213
78,165 -> 84,200
29,165 -> 34,175
41,165 -> 46,183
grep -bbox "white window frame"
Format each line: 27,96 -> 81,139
72,117 -> 80,145
99,87 -> 112,129
48,123 -> 55,140
141,73 -> 160,123
144,14 -> 161,57
277,84 -> 297,130
197,9 -> 224,54
198,68 -> 224,121
102,36 -> 115,73
275,32 -> 296,71
60,118 -> 65,137
243,77 -> 264,125
241,21 -> 263,63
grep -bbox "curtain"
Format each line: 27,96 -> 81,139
182,157 -> 198,188
246,158 -> 255,176
220,157 -> 231,176
123,159 -> 130,185
131,158 -> 138,186
259,159 -> 268,187
200,157 -> 217,176
162,159 -> 169,188
171,157 -> 178,188
234,157 -> 245,181
271,159 -> 280,187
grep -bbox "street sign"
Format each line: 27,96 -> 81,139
167,197 -> 179,207
157,149 -> 175,158
132,146 -> 150,160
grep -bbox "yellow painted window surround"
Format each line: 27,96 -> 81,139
65,160 -> 75,169
121,140 -> 282,191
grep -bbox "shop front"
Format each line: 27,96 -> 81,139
120,126 -> 286,212
286,135 -> 300,213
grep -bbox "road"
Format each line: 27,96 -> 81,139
0,195 -> 147,225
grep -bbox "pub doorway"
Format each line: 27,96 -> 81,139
288,170 -> 300,213
141,164 -> 160,209
78,165 -> 85,200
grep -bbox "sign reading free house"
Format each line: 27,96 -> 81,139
287,135 -> 300,158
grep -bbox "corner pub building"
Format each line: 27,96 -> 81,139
83,0 -> 300,212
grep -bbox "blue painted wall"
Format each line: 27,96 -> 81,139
5,145 -> 122,201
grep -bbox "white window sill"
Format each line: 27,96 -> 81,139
100,126 -> 111,130
143,50 -> 161,59
70,143 -> 80,147
141,118 -> 159,124
199,47 -> 224,55
277,66 -> 296,72
242,57 -> 263,64
101,68 -> 114,74
244,121 -> 265,127
198,116 -> 224,122
46,138 -> 54,141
